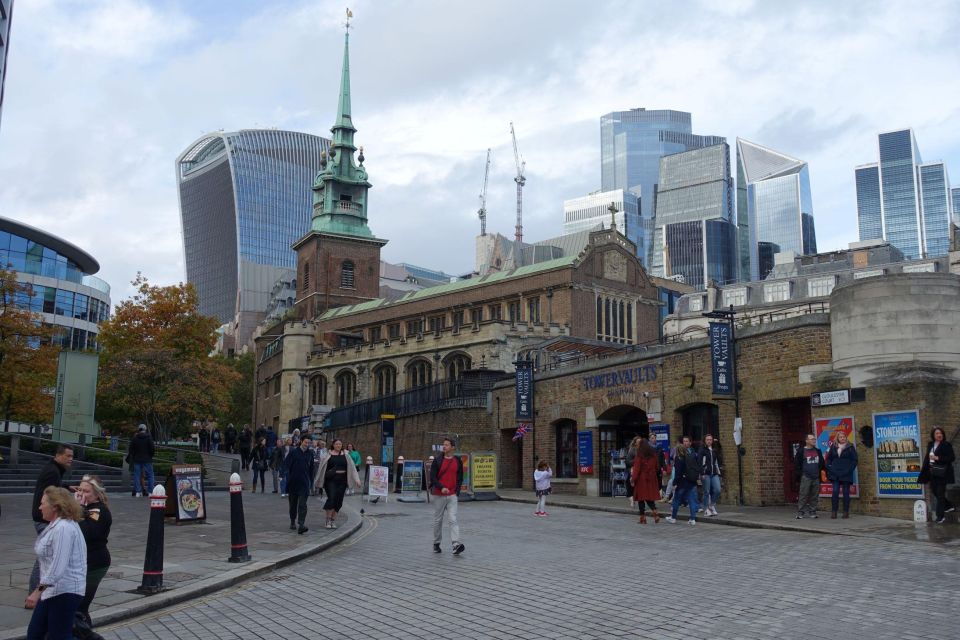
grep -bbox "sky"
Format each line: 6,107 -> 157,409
1,0 -> 959,304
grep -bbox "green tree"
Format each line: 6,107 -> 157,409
96,275 -> 240,441
0,267 -> 58,430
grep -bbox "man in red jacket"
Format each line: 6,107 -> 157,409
429,437 -> 464,555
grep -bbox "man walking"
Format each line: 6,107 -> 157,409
224,423 -> 237,455
429,437 -> 464,555
129,424 -> 156,497
283,435 -> 315,534
28,444 -> 74,596
794,434 -> 825,519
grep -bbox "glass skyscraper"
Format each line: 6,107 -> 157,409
736,139 -> 817,280
600,108 -> 724,263
563,189 -> 641,257
952,187 -> 960,225
0,0 -> 14,130
176,129 -> 329,349
855,129 -> 952,260
652,143 -> 737,288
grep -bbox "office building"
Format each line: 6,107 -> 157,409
736,139 -> 817,280
855,129 -> 952,260
176,129 -> 330,350
563,189 -> 642,261
952,187 -> 960,224
600,108 -> 724,262
0,215 -> 111,351
651,143 -> 737,288
0,0 -> 13,129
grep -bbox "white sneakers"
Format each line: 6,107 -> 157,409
688,519 -> 696,526
665,517 -> 677,524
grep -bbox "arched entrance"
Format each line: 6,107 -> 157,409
597,405 -> 648,496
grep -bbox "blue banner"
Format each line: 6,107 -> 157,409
650,423 -> 670,455
709,322 -> 735,396
515,361 -> 534,420
873,410 -> 923,498
577,431 -> 594,474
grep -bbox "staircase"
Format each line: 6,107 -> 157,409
0,448 -> 126,495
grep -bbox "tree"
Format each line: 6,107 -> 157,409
96,275 -> 240,441
215,351 -> 255,428
0,267 -> 58,430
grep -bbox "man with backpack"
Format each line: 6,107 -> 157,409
666,436 -> 702,525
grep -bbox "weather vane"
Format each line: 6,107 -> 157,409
344,7 -> 353,32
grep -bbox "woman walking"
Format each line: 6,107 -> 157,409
533,461 -> 552,516
666,439 -> 700,525
251,438 -> 269,493
314,439 -> 361,529
631,438 -> 662,523
25,487 -> 87,640
825,430 -> 858,519
918,427 -> 955,524
76,475 -> 111,635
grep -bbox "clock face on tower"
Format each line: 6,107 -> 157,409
603,250 -> 627,283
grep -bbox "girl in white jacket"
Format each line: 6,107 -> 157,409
533,461 -> 552,517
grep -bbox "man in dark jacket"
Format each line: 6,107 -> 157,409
282,435 -> 315,534
429,437 -> 465,555
28,444 -> 74,595
129,424 -> 156,497
794,434 -> 825,519
224,423 -> 238,454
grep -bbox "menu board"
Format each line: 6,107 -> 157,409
401,460 -> 424,494
170,464 -> 206,522
368,465 -> 390,497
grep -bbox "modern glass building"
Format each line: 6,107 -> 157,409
736,139 -> 817,280
952,187 -> 960,225
176,129 -> 330,349
855,129 -> 952,260
563,189 -> 642,260
0,215 -> 111,351
651,143 -> 737,288
0,0 -> 13,130
599,108 -> 724,263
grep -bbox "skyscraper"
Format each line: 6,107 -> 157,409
600,108 -> 724,263
563,189 -> 641,254
176,129 -> 329,350
952,187 -> 960,225
0,0 -> 14,130
854,129 -> 952,260
736,139 -> 817,280
652,143 -> 737,288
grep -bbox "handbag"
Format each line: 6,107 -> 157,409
930,463 -> 948,479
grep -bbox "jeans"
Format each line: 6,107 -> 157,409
211,442 -> 219,453
831,480 -> 851,513
280,474 -> 287,494
133,463 -> 155,496
27,592 -> 83,640
797,475 -> 820,514
701,474 -> 721,508
671,484 -> 699,520
252,467 -> 266,491
536,495 -> 547,512
271,468 -> 280,492
433,494 -> 461,546
288,492 -> 308,526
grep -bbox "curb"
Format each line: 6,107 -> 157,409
0,506 -> 364,640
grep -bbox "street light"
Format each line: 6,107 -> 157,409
702,305 -> 745,506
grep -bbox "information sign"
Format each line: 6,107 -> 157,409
471,451 -> 497,499
169,464 -> 206,522
577,431 -> 594,474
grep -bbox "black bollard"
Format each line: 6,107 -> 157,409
138,484 -> 166,594
228,472 -> 251,563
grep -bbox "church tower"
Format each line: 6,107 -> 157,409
294,23 -> 387,319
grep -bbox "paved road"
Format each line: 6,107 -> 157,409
99,498 -> 958,640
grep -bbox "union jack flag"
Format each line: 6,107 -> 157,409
512,422 -> 531,441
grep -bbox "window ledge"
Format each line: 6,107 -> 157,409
551,478 -> 579,484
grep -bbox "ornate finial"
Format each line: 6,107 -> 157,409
608,201 -> 618,232
344,7 -> 353,32
358,145 -> 364,165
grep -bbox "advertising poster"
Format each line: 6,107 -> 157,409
814,417 -> 859,498
368,465 -> 390,497
873,410 -> 923,498
577,431 -> 594,474
471,452 -> 497,493
459,454 -> 472,495
171,465 -> 206,522
401,460 -> 424,494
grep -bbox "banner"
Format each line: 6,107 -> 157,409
814,417 -> 859,498
873,410 -> 923,498
471,452 -> 497,493
577,431 -> 594,474
708,322 -> 735,396
368,465 -> 389,497
515,360 -> 534,420
649,423 -> 670,455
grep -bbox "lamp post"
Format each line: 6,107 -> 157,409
702,305 -> 745,506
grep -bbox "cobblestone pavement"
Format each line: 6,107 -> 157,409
97,498 -> 959,640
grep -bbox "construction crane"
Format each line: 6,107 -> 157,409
478,148 -> 491,236
510,122 -> 526,264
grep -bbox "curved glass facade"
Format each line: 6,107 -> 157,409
0,230 -> 86,283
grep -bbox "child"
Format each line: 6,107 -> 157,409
533,461 -> 552,517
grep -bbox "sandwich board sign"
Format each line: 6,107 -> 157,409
367,465 -> 390,502
398,459 -> 426,502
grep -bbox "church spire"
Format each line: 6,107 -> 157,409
334,29 -> 353,133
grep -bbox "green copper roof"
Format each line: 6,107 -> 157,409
335,33 -> 353,131
319,255 -> 578,322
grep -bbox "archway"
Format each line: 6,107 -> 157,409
596,404 -> 648,496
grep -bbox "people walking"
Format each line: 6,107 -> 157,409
210,426 -> 222,454
625,436 -> 642,507
128,425 -> 155,498
25,487 -> 87,640
269,440 -> 285,494
224,423 -> 237,455
647,431 -> 664,497
278,437 -> 293,497
825,430 -> 858,519
794,434 -> 825,519
666,437 -> 701,525
662,436 -> 683,503
76,475 -> 111,634
197,425 -> 209,453
429,437 -> 465,554
282,435 -> 315,534
918,427 -> 955,524
314,439 -> 361,529
699,434 -> 723,517
631,438 -> 662,524
533,461 -> 552,516
250,438 -> 269,493
238,425 -> 253,471
265,425 -> 278,458
346,443 -> 362,495
29,445 -> 74,596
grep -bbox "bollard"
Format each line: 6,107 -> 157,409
137,484 -> 167,594
394,456 -> 405,493
228,472 -> 251,563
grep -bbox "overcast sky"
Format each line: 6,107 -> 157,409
2,0 -> 958,303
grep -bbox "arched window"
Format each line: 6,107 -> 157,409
406,359 -> 432,389
302,262 -> 310,292
340,260 -> 355,288
373,364 -> 396,397
334,370 -> 356,406
444,353 -> 471,381
309,374 -> 327,406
